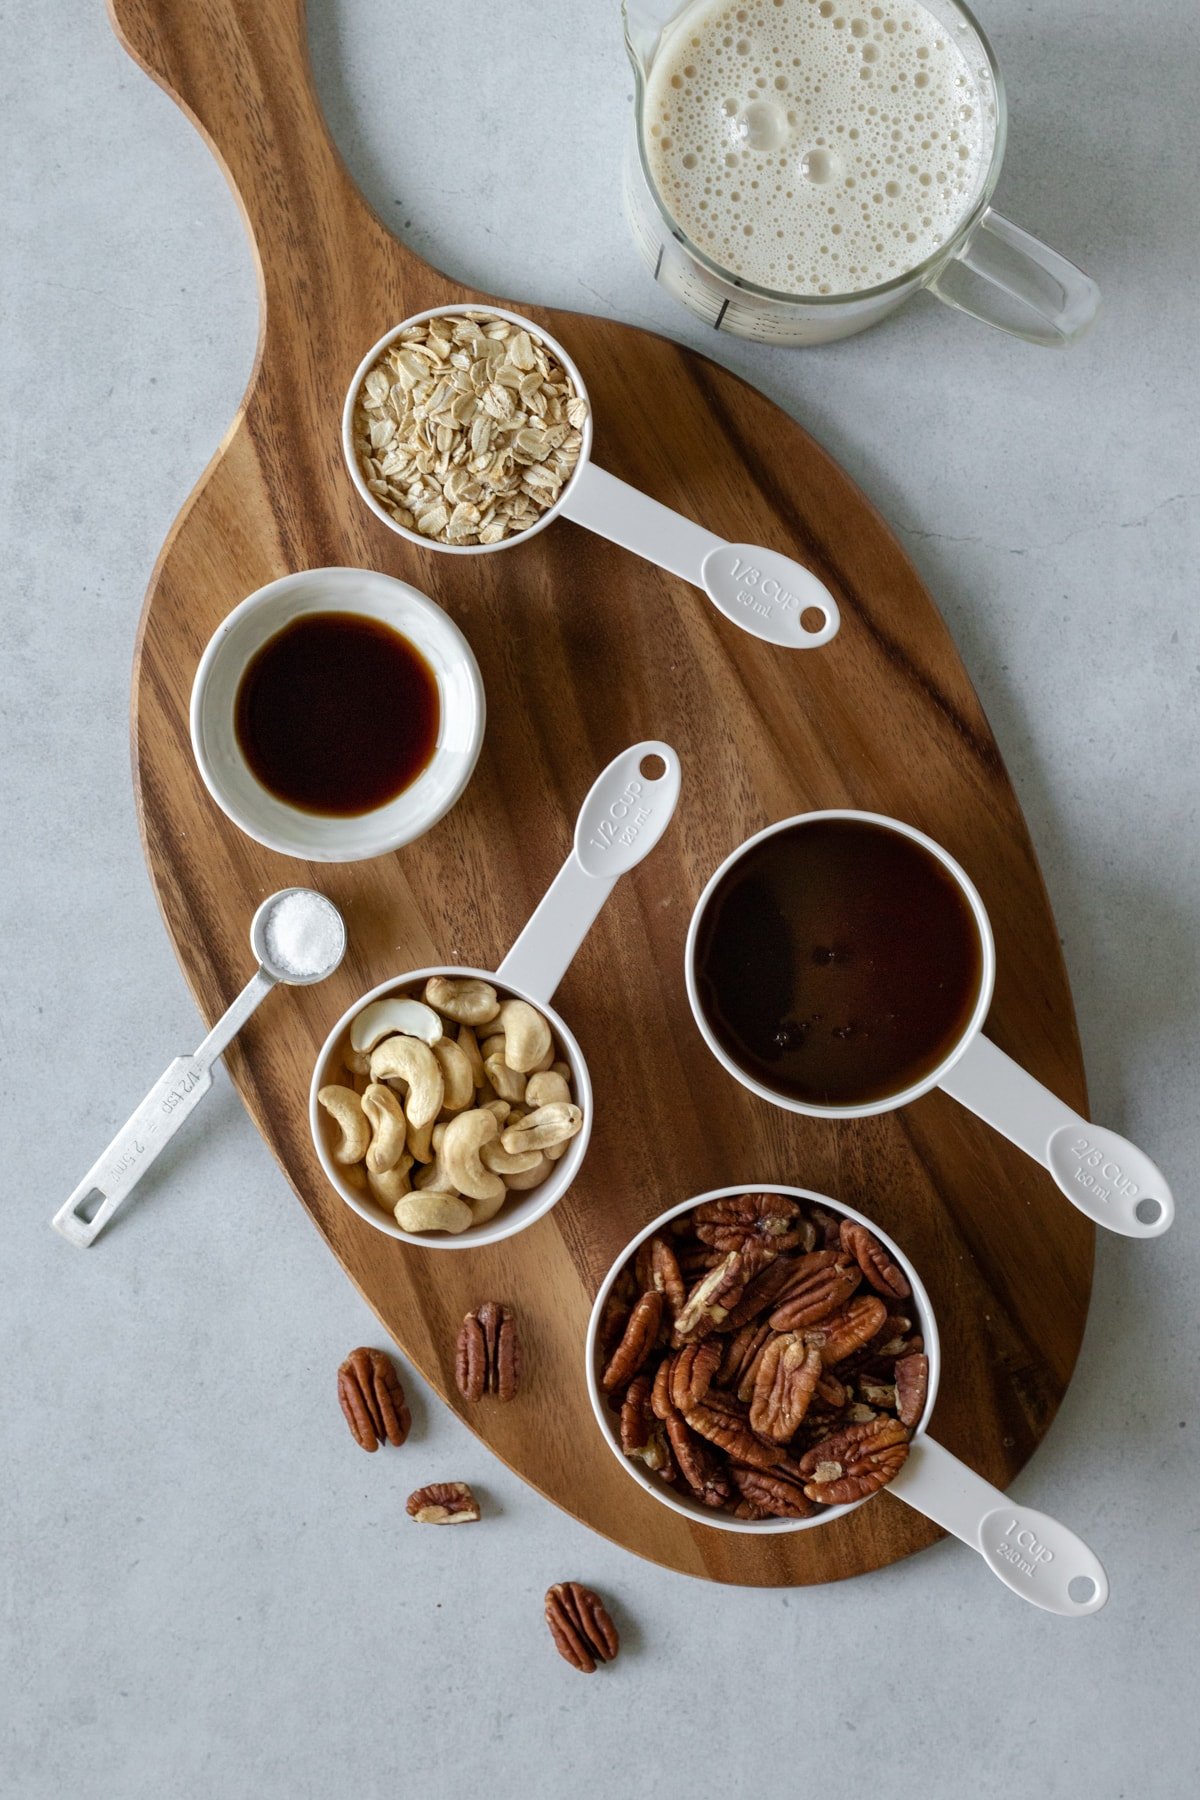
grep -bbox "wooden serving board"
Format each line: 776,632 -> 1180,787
111,0 -> 1093,1584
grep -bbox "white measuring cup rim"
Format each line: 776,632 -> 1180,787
342,303 -> 596,557
310,964 -> 594,1250
584,1183 -> 940,1534
684,808 -> 997,1120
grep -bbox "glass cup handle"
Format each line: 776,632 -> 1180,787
927,207 -> 1100,346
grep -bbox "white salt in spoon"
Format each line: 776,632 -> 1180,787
51,888 -> 346,1247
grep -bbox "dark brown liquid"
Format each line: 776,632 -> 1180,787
693,818 -> 983,1106
234,612 -> 440,816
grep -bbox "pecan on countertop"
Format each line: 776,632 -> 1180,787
544,1582 -> 620,1673
337,1347 -> 411,1451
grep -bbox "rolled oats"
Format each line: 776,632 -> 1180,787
352,312 -> 588,546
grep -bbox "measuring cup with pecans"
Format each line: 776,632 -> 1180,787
587,1185 -> 1109,1616
311,742 -> 680,1247
343,304 -> 839,652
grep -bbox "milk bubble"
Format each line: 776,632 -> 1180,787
643,0 -> 995,294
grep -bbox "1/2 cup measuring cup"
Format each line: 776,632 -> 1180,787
622,0 -> 1100,346
343,305 -> 839,652
310,742 -> 681,1247
587,1185 -> 1109,1615
685,811 -> 1174,1239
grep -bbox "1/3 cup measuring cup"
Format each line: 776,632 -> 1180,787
343,305 -> 839,652
685,811 -> 1174,1239
622,0 -> 1100,346
587,1185 -> 1109,1615
310,743 -> 681,1247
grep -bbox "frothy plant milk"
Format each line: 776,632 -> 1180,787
643,0 -> 996,294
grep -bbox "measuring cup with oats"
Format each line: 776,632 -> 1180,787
343,305 -> 839,652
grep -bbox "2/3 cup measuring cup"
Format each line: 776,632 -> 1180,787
587,1185 -> 1109,1615
622,0 -> 1100,346
310,743 -> 681,1247
343,305 -> 840,652
685,811 -> 1174,1239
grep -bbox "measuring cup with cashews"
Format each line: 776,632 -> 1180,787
587,1186 -> 1109,1617
343,304 -> 839,653
311,743 -> 680,1247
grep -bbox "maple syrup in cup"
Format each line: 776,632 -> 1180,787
687,812 -> 991,1114
622,0 -> 1100,343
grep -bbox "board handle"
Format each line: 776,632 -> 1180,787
105,0 -> 375,253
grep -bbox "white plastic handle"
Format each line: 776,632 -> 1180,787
51,967 -> 276,1247
888,1436 -> 1109,1616
497,741 -> 681,1005
939,1033 -> 1174,1239
559,463 -> 840,651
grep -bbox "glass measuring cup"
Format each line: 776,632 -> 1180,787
623,0 -> 1100,346
343,305 -> 839,651
587,1185 -> 1109,1615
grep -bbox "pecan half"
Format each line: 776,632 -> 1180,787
768,1252 -> 862,1331
694,1192 -> 810,1253
894,1352 -> 929,1427
684,1391 -> 782,1471
839,1218 -> 912,1299
619,1374 -> 672,1473
545,1582 -> 619,1673
749,1334 -> 822,1443
634,1233 -> 687,1318
650,1355 -> 675,1422
598,1295 -> 632,1360
718,1319 -> 774,1399
337,1347 -> 411,1451
455,1301 -> 521,1402
405,1481 -> 480,1524
669,1340 -> 721,1411
798,1416 -> 911,1504
728,1462 -> 817,1520
674,1251 -> 754,1342
720,1253 -> 810,1332
601,1289 -> 663,1391
806,1294 -> 889,1365
665,1413 -> 732,1506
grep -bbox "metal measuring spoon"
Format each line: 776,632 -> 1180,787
52,889 -> 346,1247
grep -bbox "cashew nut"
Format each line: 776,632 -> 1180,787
407,1116 -> 436,1164
481,1098 -> 510,1128
318,1086 -> 370,1164
369,1036 -> 443,1128
423,976 -> 501,1027
457,1023 -> 485,1087
344,1046 -> 372,1078
526,1070 -> 571,1110
480,1033 -> 506,1061
495,1000 -> 553,1074
395,1192 -> 473,1234
501,1102 -> 582,1156
362,1082 -> 408,1174
481,1139 -> 544,1176
440,1109 -> 505,1204
551,1061 -> 572,1083
366,1156 -> 413,1208
483,1054 -> 526,1105
350,996 -> 443,1053
414,1125 -> 456,1193
432,1037 -> 476,1114
468,1187 -> 508,1226
502,1153 -> 553,1190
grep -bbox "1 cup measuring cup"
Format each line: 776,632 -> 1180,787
310,742 -> 681,1247
587,1185 -> 1109,1615
685,811 -> 1174,1239
622,0 -> 1100,346
343,305 -> 839,652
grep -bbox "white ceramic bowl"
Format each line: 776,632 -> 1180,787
342,304 -> 595,557
586,1184 -> 938,1534
190,566 -> 485,861
310,967 -> 594,1249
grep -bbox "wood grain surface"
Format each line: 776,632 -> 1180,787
109,0 -> 1093,1585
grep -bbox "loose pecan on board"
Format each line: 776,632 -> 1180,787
455,1301 -> 521,1402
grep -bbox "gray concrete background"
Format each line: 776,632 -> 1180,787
2,1 -> 1196,1794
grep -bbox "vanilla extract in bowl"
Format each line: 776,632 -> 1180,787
234,611 -> 440,816
692,815 -> 984,1107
